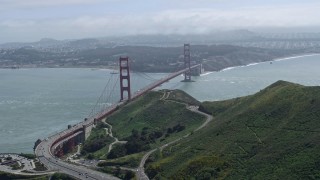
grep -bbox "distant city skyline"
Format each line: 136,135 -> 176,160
1,0 -> 320,43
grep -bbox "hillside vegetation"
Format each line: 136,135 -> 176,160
146,81 -> 320,179
106,90 -> 202,140
82,90 -> 206,163
0,171 -> 49,180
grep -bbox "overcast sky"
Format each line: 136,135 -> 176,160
1,0 -> 320,43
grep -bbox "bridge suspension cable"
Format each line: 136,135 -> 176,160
134,71 -> 160,81
88,71 -> 119,119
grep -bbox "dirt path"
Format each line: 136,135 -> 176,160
159,90 -> 171,100
246,126 -> 263,144
102,119 -> 127,153
136,91 -> 213,180
68,145 -> 81,160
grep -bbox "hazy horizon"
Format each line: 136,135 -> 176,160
1,0 -> 320,43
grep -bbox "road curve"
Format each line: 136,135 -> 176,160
35,124 -> 120,180
136,92 -> 213,180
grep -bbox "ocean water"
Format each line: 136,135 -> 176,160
160,54 -> 320,101
1,54 -> 320,153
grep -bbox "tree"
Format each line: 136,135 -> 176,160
107,145 -> 127,159
87,153 -> 94,160
124,171 -> 135,180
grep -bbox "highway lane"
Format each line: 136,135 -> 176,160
35,122 -> 120,180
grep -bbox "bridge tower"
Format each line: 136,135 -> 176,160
119,57 -> 131,101
184,44 -> 191,81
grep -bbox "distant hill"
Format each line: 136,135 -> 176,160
0,44 -> 297,72
145,81 -> 320,179
0,30 -> 259,49
2,30 -> 320,71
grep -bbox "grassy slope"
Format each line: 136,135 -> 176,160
0,171 -> 49,180
106,91 -> 204,140
82,122 -> 114,158
165,89 -> 201,106
146,81 -> 320,179
87,90 -> 205,163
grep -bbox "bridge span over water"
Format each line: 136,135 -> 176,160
34,44 -> 201,180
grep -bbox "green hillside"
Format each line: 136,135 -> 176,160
0,171 -> 50,180
82,90 -> 206,161
106,90 -> 202,140
145,81 -> 320,179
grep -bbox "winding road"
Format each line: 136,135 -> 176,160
34,90 -> 212,180
35,127 -> 120,180
136,91 -> 213,180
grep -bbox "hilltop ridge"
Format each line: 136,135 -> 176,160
77,81 -> 320,179
145,81 -> 320,179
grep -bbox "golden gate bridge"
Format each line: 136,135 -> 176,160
34,44 -> 202,180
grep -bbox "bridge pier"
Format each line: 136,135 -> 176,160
55,145 -> 64,157
183,44 -> 192,82
52,131 -> 85,158
82,124 -> 94,140
190,63 -> 202,76
182,44 -> 202,81
67,138 -> 75,153
119,57 -> 131,101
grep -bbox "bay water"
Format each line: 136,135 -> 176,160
1,54 -> 320,153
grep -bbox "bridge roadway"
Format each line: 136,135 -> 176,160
35,123 -> 120,180
51,131 -> 82,153
34,64 -> 200,179
129,64 -> 201,101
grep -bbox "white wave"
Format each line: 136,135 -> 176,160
0,100 -> 20,105
274,54 -> 320,62
97,68 -> 113,71
200,71 -> 214,76
220,64 -> 254,72
246,63 -> 259,67
219,54 -> 320,73
221,67 -> 237,72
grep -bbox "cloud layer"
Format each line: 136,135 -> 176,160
1,1 -> 320,43
1,0 -> 104,8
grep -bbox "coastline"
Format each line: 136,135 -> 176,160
2,53 -> 319,74
273,53 -> 320,62
219,53 -> 320,72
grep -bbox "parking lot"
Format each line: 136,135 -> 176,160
0,154 -> 35,174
